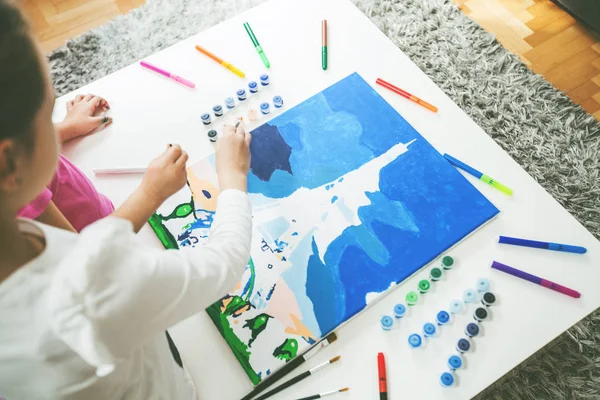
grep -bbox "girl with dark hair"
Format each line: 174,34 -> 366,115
0,1 -> 253,398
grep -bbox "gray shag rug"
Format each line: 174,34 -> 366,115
47,0 -> 600,398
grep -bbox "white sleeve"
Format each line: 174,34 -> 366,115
47,189 -> 252,375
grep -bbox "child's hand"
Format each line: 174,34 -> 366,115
140,145 -> 189,206
216,124 -> 251,192
55,94 -> 112,142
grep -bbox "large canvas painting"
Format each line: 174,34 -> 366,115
149,73 -> 499,385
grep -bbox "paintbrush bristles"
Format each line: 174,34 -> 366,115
329,355 -> 341,363
339,388 -> 349,392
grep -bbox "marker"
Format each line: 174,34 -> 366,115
273,95 -> 283,108
448,355 -> 463,371
248,81 -> 259,93
236,89 -> 247,101
430,267 -> 443,281
423,323 -> 436,337
94,167 -> 146,176
498,236 -> 586,254
441,256 -> 454,270
491,261 -> 581,299
408,333 -> 422,348
436,311 -> 450,326
440,372 -> 455,387
465,322 -> 480,338
476,278 -> 490,292
213,105 -> 223,117
244,22 -> 270,68
482,292 -> 496,307
194,45 -> 245,78
406,291 -> 418,306
393,304 -> 406,319
378,353 -> 387,400
297,388 -> 349,400
260,74 -> 270,86
207,130 -> 218,143
418,279 -> 431,294
322,20 -> 328,70
456,338 -> 471,353
443,153 -> 513,196
380,316 -> 394,331
449,300 -> 463,314
139,60 -> 195,88
473,307 -> 488,322
201,113 -> 212,125
225,97 -> 236,109
463,289 -> 477,303
260,102 -> 270,115
376,78 -> 438,112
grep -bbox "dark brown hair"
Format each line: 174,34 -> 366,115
0,0 -> 46,145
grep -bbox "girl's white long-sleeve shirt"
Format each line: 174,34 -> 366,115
0,189 -> 252,400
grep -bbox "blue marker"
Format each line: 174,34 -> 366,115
463,289 -> 477,303
423,323 -> 436,337
440,372 -> 455,387
393,304 -> 406,319
260,102 -> 270,115
456,338 -> 471,353
476,278 -> 490,292
236,89 -> 247,101
436,311 -> 450,326
273,95 -> 283,108
448,355 -> 463,371
201,113 -> 212,125
248,81 -> 259,93
444,153 -> 513,196
225,97 -> 235,109
465,322 -> 480,338
260,74 -> 270,86
408,333 -> 422,348
212,105 -> 223,117
381,315 -> 394,331
450,300 -> 463,314
498,235 -> 586,254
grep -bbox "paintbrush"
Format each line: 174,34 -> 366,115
240,332 -> 338,400
296,387 -> 349,400
253,356 -> 341,400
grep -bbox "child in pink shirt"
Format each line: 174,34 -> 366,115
18,94 -> 114,232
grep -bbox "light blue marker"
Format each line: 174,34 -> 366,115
394,304 -> 406,319
448,355 -> 463,371
381,316 -> 394,331
260,74 -> 270,86
225,97 -> 235,109
248,81 -> 259,93
408,333 -> 422,348
236,89 -> 247,101
273,95 -> 283,108
260,102 -> 270,115
444,153 -> 513,196
423,323 -> 436,337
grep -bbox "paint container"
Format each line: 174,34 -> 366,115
418,279 -> 431,294
465,322 -> 480,338
456,338 -> 471,353
225,97 -> 236,109
482,292 -> 496,307
408,333 -> 422,348
473,307 -> 488,322
440,372 -> 455,387
450,300 -> 463,314
273,95 -> 283,108
248,109 -> 258,121
213,105 -> 223,117
248,81 -> 259,93
448,355 -> 463,371
430,267 -> 443,282
260,102 -> 270,115
463,289 -> 477,303
436,311 -> 450,326
237,89 -> 247,101
207,130 -> 218,142
260,74 -> 270,86
476,278 -> 490,292
441,255 -> 454,270
201,113 -> 212,125
394,304 -> 406,319
406,291 -> 419,306
381,315 -> 394,331
423,323 -> 436,337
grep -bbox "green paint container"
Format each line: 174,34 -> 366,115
406,291 -> 419,306
442,255 -> 455,270
418,279 -> 431,294
430,267 -> 443,281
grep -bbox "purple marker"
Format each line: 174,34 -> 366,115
491,261 -> 581,299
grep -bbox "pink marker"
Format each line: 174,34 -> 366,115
140,60 -> 195,88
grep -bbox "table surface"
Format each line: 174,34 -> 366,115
54,0 -> 600,398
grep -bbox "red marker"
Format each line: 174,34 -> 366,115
378,352 -> 388,400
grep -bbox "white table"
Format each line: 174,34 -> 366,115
55,0 -> 600,398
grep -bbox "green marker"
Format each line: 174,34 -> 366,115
442,255 -> 454,270
430,267 -> 443,282
418,279 -> 431,294
406,291 -> 419,306
443,153 -> 513,196
243,22 -> 270,68
322,20 -> 328,70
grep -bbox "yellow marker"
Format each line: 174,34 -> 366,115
195,45 -> 245,78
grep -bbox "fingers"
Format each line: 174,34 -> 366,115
245,132 -> 252,147
235,125 -> 246,137
165,144 -> 183,161
175,151 -> 189,168
222,125 -> 235,136
83,94 -> 94,102
75,94 -> 85,102
91,116 -> 113,127
66,100 -> 74,111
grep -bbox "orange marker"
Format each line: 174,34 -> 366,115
195,45 -> 245,78
376,78 -> 438,112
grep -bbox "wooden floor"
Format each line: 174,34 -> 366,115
21,0 -> 600,120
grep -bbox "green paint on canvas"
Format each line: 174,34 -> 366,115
272,338 -> 298,362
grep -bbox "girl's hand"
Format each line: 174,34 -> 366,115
55,94 -> 112,142
140,145 -> 189,207
216,124 -> 251,192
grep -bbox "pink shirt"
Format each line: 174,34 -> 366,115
18,155 -> 114,232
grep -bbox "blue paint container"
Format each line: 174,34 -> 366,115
381,316 -> 394,331
456,338 -> 471,353
465,322 -> 480,338
423,323 -> 436,337
394,304 -> 406,319
463,289 -> 477,303
448,355 -> 463,371
207,130 -> 218,143
482,292 -> 496,307
450,300 -> 463,314
273,95 -> 283,108
260,102 -> 270,115
477,278 -> 490,292
248,81 -> 259,93
225,97 -> 235,109
260,74 -> 270,86
473,307 -> 488,322
236,89 -> 247,101
408,333 -> 422,348
213,105 -> 223,117
440,372 -> 455,387
436,311 -> 450,326
201,113 -> 211,125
